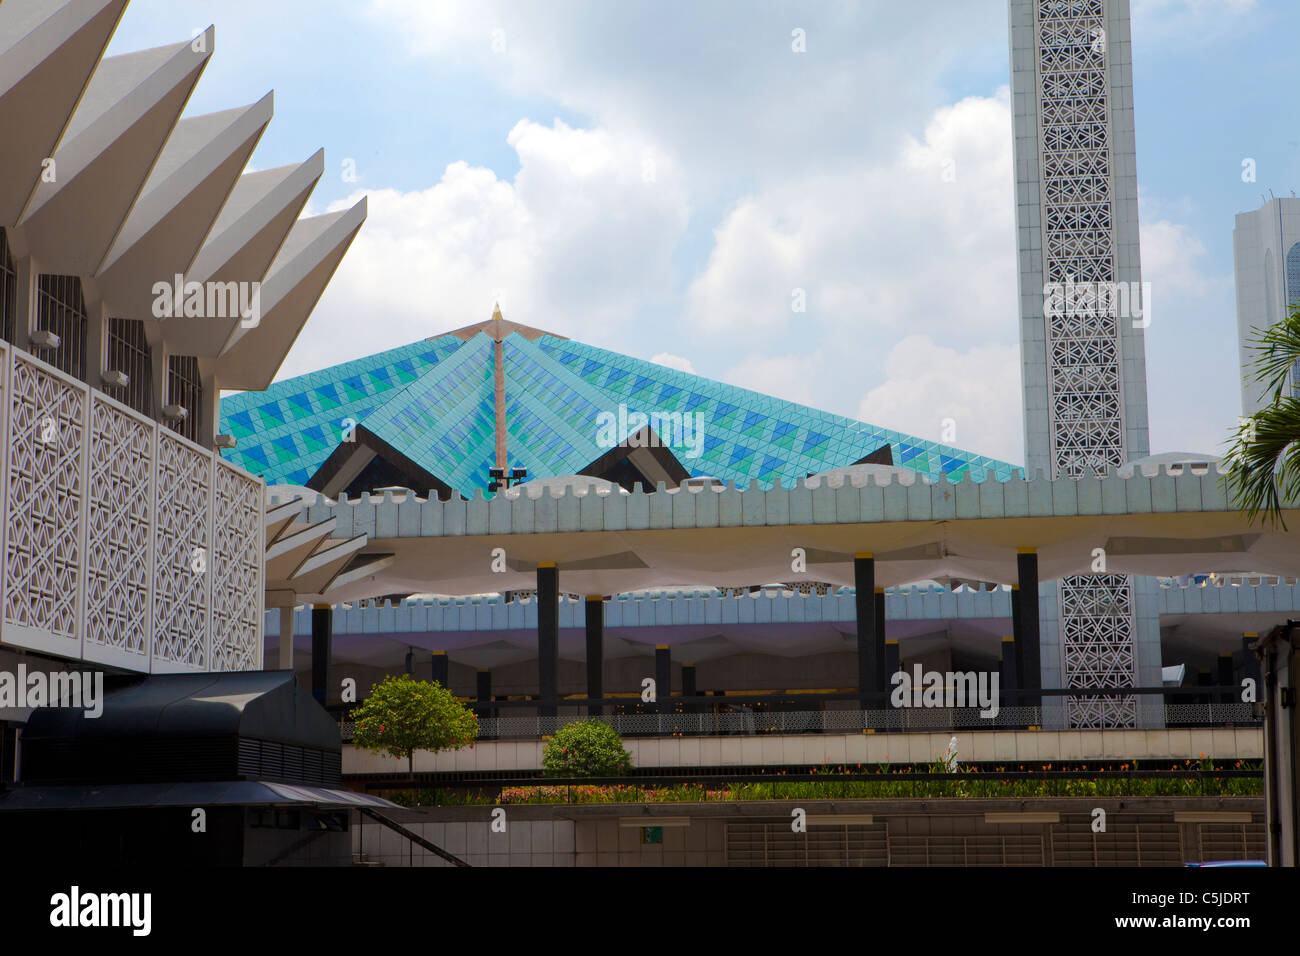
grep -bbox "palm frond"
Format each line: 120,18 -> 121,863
1223,398 -> 1300,530
1246,302 -> 1300,402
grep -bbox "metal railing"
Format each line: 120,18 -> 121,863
339,701 -> 1259,742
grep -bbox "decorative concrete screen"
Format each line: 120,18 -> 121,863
0,342 -> 264,672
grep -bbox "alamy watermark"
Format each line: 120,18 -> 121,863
151,274 -> 261,328
890,665 -> 999,719
1043,275 -> 1151,329
0,664 -> 103,718
594,403 -> 705,459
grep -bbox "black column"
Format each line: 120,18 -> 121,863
1197,669 -> 1212,706
854,555 -> 881,709
1217,653 -> 1234,705
585,596 -> 604,716
1001,636 -> 1018,716
431,651 -> 449,687
681,665 -> 697,714
311,605 -> 332,706
1016,552 -> 1041,709
1243,634 -> 1262,700
655,645 -> 671,717
537,564 -> 559,719
1011,586 -> 1024,693
884,639 -> 899,683
476,669 -> 493,728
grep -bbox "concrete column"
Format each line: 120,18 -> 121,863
277,605 -> 295,670
537,564 -> 558,719
884,638 -> 899,682
1001,636 -> 1018,714
854,554 -> 881,709
1016,550 -> 1041,708
431,650 -> 449,686
681,665 -> 697,714
311,604 -> 332,706
1243,634 -> 1262,700
585,595 -> 603,716
10,253 -> 34,352
655,645 -> 671,720
1218,653 -> 1234,706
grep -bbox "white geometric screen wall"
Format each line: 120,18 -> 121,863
1031,0 -> 1139,728
0,342 -> 264,672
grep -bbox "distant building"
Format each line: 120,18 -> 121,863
1233,197 -> 1300,416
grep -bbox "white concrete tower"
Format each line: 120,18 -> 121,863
1009,0 -> 1161,728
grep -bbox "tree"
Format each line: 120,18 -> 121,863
1226,302 -> 1300,530
351,674 -> 478,775
541,719 -> 633,777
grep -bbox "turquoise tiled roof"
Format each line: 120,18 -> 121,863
219,327 -> 1023,492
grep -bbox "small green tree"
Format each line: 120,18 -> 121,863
351,674 -> 478,774
1226,302 -> 1300,529
541,719 -> 633,777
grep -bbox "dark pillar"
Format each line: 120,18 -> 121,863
585,596 -> 604,716
655,645 -> 671,715
1001,636 -> 1018,716
537,564 -> 559,719
1242,634 -> 1262,701
1197,669 -> 1212,706
476,669 -> 493,728
854,555 -> 881,709
681,665 -> 697,714
1016,551 -> 1041,708
1011,585 -> 1025,692
431,650 -> 449,687
884,639 -> 899,682
404,647 -> 413,676
311,605 -> 332,706
1217,653 -> 1234,705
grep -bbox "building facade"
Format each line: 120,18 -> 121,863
1233,197 -> 1300,416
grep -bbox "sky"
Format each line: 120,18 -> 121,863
108,0 -> 1300,468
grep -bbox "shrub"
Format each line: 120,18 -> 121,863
541,720 -> 633,777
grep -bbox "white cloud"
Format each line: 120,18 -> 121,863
721,352 -> 825,409
858,336 -> 1024,465
650,352 -> 696,374
685,91 -> 1016,338
280,119 -> 688,377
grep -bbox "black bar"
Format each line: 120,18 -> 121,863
537,565 -> 559,718
1017,552 -> 1040,707
432,651 -> 449,687
586,596 -> 603,717
884,640 -> 899,682
854,556 -> 879,707
875,589 -> 886,690
1197,669 -> 1211,706
681,665 -> 697,714
311,605 -> 332,706
476,669 -> 491,705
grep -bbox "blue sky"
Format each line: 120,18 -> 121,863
110,0 -> 1300,466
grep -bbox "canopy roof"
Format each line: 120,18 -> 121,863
219,312 -> 1023,496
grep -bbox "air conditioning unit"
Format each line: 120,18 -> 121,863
162,404 -> 188,421
214,434 -> 237,449
29,329 -> 60,348
101,369 -> 129,388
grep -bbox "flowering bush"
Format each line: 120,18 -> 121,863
351,674 -> 478,774
540,720 -> 633,778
